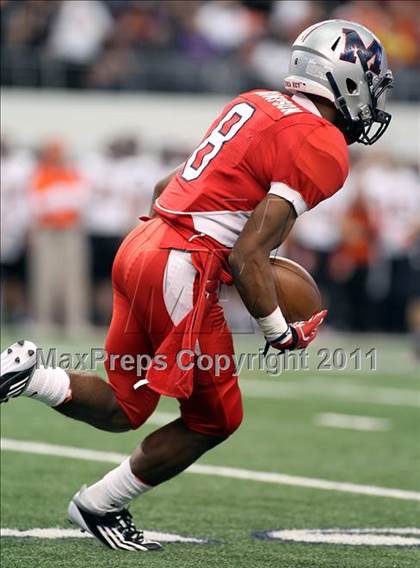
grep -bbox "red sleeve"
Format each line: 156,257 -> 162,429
269,121 -> 349,215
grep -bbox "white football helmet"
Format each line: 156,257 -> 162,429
285,19 -> 394,145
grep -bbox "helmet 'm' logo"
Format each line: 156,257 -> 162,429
339,28 -> 382,75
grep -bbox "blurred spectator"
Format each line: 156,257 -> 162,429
80,136 -> 162,324
30,140 -> 89,331
356,152 -> 420,332
0,138 -> 33,322
48,0 -> 113,88
195,1 -> 259,51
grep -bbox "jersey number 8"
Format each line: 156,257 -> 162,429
182,102 -> 255,181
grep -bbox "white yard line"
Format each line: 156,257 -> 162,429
259,528 -> 420,547
2,438 -> 420,502
0,528 -> 207,543
315,412 -> 391,432
241,379 -> 420,408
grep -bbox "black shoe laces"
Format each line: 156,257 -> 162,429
110,509 -> 144,543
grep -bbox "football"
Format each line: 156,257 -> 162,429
270,256 -> 322,322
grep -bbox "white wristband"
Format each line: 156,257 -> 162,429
256,306 -> 289,342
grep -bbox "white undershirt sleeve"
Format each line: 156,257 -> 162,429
268,182 -> 308,216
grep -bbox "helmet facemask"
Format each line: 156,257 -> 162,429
326,50 -> 394,145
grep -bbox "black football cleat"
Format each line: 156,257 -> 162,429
68,489 -> 163,551
0,340 -> 37,403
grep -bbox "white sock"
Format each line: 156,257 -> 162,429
24,365 -> 71,407
77,458 -> 151,514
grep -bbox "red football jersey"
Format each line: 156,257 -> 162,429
155,90 -> 349,248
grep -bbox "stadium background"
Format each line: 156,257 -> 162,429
1,2 -> 420,568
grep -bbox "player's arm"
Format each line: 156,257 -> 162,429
149,163 -> 184,216
229,195 -> 295,318
229,195 -> 326,351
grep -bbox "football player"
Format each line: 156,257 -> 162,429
1,20 -> 393,551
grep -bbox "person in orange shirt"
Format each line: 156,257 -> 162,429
30,140 -> 89,331
32,140 -> 84,228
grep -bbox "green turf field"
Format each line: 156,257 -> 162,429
1,328 -> 420,567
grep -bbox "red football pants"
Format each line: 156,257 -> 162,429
105,219 -> 243,437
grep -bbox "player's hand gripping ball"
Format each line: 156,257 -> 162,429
266,257 -> 326,353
